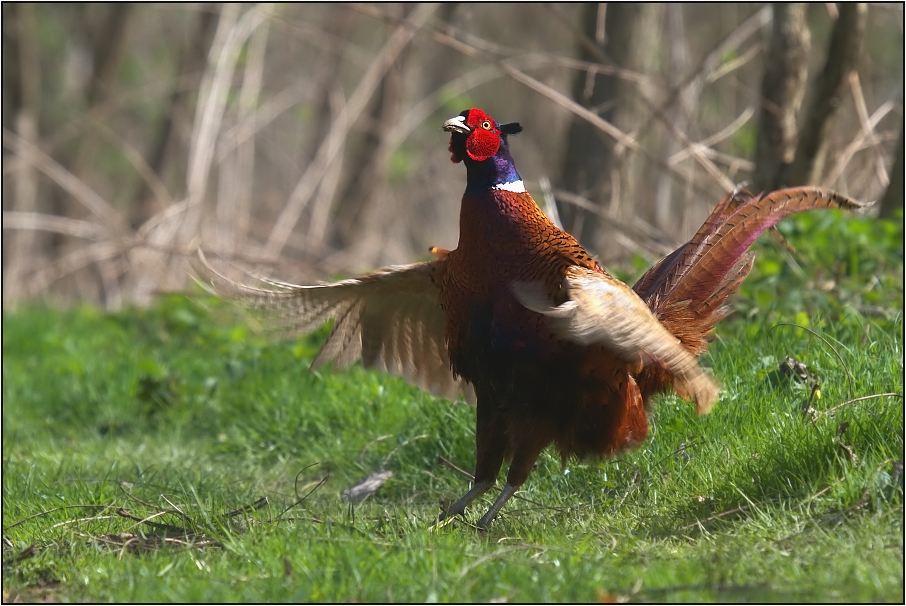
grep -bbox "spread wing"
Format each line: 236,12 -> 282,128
196,250 -> 475,405
513,266 -> 718,414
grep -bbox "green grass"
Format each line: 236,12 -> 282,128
3,213 -> 903,602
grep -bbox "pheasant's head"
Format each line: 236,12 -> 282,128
444,108 -> 522,164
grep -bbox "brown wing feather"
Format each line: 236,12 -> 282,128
196,250 -> 476,405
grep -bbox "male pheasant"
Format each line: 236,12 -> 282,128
200,108 -> 868,528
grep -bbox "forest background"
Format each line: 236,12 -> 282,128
2,3 -> 902,307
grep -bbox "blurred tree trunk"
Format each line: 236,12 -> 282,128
133,8 -> 218,229
783,3 -> 866,187
607,3 -> 662,254
333,4 -> 411,258
557,3 -> 618,245
557,3 -> 661,255
86,5 -> 133,106
3,3 -> 42,306
2,3 -> 23,130
879,122 -> 903,219
752,3 -> 810,192
296,5 -> 355,251
62,4 -> 134,307
653,5 -> 690,234
214,9 -> 271,257
301,7 -> 355,171
64,4 -> 134,205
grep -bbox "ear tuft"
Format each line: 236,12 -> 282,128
500,122 -> 522,135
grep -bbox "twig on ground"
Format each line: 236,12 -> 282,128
437,456 -> 474,482
279,464 -> 330,518
3,504 -> 115,532
815,393 -> 904,421
226,497 -> 270,518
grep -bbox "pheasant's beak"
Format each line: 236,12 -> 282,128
443,115 -> 470,134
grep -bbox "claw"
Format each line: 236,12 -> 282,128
428,515 -> 458,531
432,479 -> 496,528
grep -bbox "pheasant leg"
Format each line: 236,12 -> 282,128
476,428 -> 551,527
436,401 -> 508,524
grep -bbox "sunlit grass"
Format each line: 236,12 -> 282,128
3,213 -> 903,602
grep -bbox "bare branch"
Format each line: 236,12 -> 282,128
825,100 -> 897,187
3,211 -> 105,239
263,3 -> 438,259
879,123 -> 904,219
847,72 -> 890,187
504,64 -> 736,193
181,4 -> 269,243
2,130 -> 124,234
216,4 -> 273,253
668,107 -> 756,166
785,3 -> 867,186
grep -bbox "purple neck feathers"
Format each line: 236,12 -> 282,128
463,149 -> 523,195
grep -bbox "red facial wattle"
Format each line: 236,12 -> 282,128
464,110 -> 501,162
447,108 -> 502,163
465,128 -> 500,162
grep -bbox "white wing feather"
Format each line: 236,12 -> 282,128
514,266 -> 718,414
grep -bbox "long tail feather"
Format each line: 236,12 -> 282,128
633,188 -> 752,301
633,186 -> 871,396
671,188 -> 867,310
636,187 -> 869,321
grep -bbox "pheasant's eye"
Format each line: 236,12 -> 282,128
481,120 -> 492,130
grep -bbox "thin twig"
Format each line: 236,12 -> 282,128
456,545 -> 546,579
120,510 -> 185,534
381,434 -> 428,467
3,504 -> 115,532
279,464 -> 330,518
815,392 -> 904,420
159,494 -> 191,521
225,496 -> 270,518
437,456 -> 474,481
358,434 -> 394,463
114,508 -> 187,533
682,504 -> 751,531
49,514 -> 119,529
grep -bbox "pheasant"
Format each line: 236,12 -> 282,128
200,108 -> 868,528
